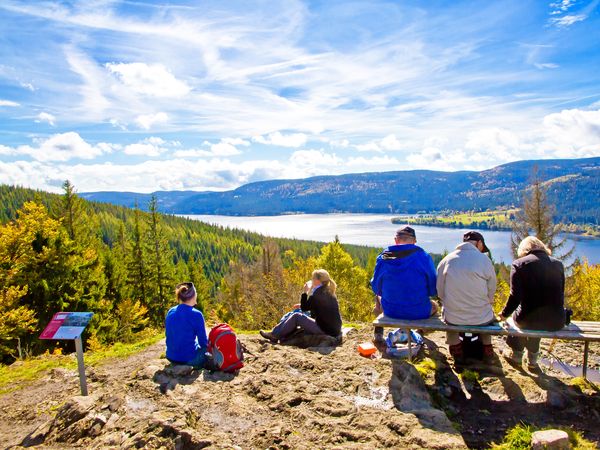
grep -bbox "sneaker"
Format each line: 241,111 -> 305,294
373,326 -> 385,344
526,351 -> 540,371
259,330 -> 278,343
502,348 -> 523,366
482,344 -> 496,365
449,343 -> 465,366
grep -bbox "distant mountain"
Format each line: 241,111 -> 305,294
81,157 -> 600,224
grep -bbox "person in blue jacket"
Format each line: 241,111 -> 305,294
165,282 -> 209,368
371,226 -> 438,341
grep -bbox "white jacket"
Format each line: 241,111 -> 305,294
436,242 -> 497,325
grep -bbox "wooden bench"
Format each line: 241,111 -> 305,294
373,314 -> 600,380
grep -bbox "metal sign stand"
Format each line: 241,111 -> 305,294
40,312 -> 94,397
74,336 -> 88,396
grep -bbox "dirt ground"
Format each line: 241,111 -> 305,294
0,327 -> 599,450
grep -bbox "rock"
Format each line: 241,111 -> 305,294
546,391 -> 570,410
168,364 -> 195,377
531,429 -> 571,450
137,364 -> 161,380
21,419 -> 53,447
57,395 -> 96,428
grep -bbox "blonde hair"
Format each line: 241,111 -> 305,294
517,236 -> 551,258
312,269 -> 337,295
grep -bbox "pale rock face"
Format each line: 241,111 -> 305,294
531,429 -> 571,450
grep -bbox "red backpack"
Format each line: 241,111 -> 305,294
208,323 -> 244,372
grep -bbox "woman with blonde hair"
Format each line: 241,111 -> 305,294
260,269 -> 342,343
499,236 -> 566,369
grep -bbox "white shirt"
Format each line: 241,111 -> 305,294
436,242 -> 497,325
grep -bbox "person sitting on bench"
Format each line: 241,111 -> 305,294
165,282 -> 209,369
260,269 -> 342,343
370,226 -> 438,342
436,231 -> 497,364
500,236 -> 566,370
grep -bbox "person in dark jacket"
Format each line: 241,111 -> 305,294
260,269 -> 342,342
500,236 -> 566,369
371,226 -> 438,341
165,282 -> 209,368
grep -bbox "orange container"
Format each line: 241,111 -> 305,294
358,342 -> 377,357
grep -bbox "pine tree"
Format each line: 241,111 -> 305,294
127,205 -> 149,306
62,180 -> 78,240
511,171 -> 574,262
146,196 -> 174,325
186,256 -> 212,313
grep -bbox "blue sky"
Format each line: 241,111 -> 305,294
0,0 -> 599,193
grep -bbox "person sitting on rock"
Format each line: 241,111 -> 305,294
165,282 -> 209,369
260,269 -> 342,343
500,236 -> 566,370
370,226 -> 438,342
436,231 -> 497,364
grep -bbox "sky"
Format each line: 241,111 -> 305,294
0,0 -> 599,193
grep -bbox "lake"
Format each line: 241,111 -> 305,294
183,213 -> 600,264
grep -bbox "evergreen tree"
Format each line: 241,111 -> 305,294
127,205 -> 149,306
511,172 -> 574,262
61,180 -> 78,240
186,256 -> 212,313
146,196 -> 174,325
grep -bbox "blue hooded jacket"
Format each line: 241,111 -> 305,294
370,244 -> 437,320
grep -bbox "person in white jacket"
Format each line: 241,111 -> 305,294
436,231 -> 497,364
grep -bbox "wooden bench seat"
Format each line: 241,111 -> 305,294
373,314 -> 600,379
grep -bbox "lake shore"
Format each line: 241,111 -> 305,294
182,213 -> 600,264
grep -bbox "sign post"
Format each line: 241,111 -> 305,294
40,312 -> 94,396
74,336 -> 88,396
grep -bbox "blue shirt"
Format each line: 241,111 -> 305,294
165,304 -> 208,363
370,244 -> 437,320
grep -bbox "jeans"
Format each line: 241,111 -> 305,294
168,346 -> 208,369
272,312 -> 324,339
506,336 -> 540,353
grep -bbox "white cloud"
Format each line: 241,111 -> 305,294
135,112 -> 168,130
10,132 -> 108,162
355,142 -> 382,152
209,142 -> 242,156
355,134 -> 404,152
534,62 -> 559,69
36,112 -> 56,126
123,137 -> 171,156
173,138 -> 248,158
540,108 -> 600,157
380,134 -> 404,151
551,14 -> 587,27
550,0 -> 575,13
106,62 -> 190,98
289,149 -> 342,170
0,100 -> 20,107
253,132 -> 308,148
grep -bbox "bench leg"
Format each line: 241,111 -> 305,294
583,341 -> 589,380
407,328 -> 412,362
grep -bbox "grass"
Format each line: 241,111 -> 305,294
568,376 -> 600,393
491,424 -> 597,450
459,369 -> 480,384
414,357 -> 438,377
0,332 -> 164,395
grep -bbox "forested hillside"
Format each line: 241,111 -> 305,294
0,184 -> 377,362
81,157 -> 600,224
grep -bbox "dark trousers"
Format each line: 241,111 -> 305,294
506,335 -> 540,353
272,312 -> 324,339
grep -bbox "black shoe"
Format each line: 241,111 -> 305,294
260,330 -> 278,343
